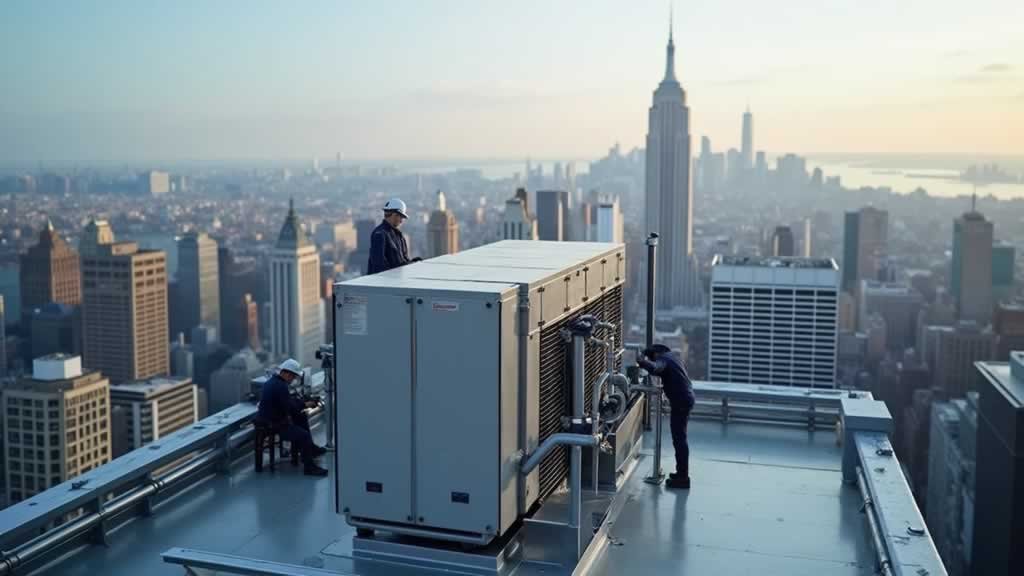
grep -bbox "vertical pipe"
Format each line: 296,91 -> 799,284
644,233 -> 658,431
570,333 -> 586,552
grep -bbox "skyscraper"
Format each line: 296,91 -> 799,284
933,321 -> 995,398
501,189 -> 537,240
426,190 -> 460,258
741,107 -> 753,171
177,232 -> 221,340
708,256 -> 839,388
952,201 -> 994,324
79,219 -> 115,257
269,199 -> 322,367
770,226 -> 795,257
592,196 -> 624,243
842,207 -> 889,294
645,21 -> 693,309
109,376 -> 197,458
81,241 -> 169,384
18,221 -> 81,320
2,355 -> 110,504
536,190 -> 570,241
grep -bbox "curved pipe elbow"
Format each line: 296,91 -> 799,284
520,433 -> 599,476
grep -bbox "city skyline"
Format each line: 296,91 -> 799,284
1,1 -> 1022,165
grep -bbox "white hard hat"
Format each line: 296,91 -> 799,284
277,358 -> 302,376
383,198 -> 409,219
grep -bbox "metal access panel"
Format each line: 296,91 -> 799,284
337,291 -> 413,524
413,292 -> 518,536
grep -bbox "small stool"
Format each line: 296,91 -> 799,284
254,421 -> 300,472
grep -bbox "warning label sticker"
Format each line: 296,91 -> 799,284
342,295 -> 368,336
432,301 -> 460,313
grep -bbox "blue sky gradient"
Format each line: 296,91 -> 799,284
1,0 -> 1021,163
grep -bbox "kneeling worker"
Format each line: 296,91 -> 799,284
257,359 -> 328,477
638,344 -> 695,489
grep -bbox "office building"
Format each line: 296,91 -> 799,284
842,207 -> 889,294
591,196 -> 624,243
139,171 -> 170,195
951,204 -> 993,324
169,333 -> 193,379
792,218 -> 812,258
2,355 -> 110,504
708,256 -> 839,388
934,322 -> 996,398
501,189 -> 537,240
973,354 -> 1024,575
536,190 -> 569,241
859,281 -> 924,355
344,219 -> 377,276
208,348 -> 264,414
268,200 -> 322,367
0,295 -> 5,378
426,190 -> 460,258
994,301 -> 1024,359
109,376 -> 197,458
927,396 -> 978,576
770,226 -> 795,257
992,242 -> 1015,303
177,232 -> 221,340
741,107 -> 753,171
79,219 -> 115,258
645,24 -> 693,309
29,303 -> 80,358
81,241 -> 169,384
18,221 -> 81,318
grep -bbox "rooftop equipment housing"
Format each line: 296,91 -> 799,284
335,240 -> 626,544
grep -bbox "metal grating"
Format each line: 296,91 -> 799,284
536,285 -> 624,501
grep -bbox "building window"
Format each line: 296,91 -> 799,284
50,449 -> 59,459
51,476 -> 61,486
8,432 -> 20,444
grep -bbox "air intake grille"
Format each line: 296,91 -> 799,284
536,285 -> 624,501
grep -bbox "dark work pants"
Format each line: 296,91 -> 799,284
665,391 -> 693,477
278,412 -> 315,466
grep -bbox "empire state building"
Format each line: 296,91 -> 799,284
644,23 -> 698,310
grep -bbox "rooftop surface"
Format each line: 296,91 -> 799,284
44,417 -> 875,576
712,254 -> 839,270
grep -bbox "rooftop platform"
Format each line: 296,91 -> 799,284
44,418 -> 876,576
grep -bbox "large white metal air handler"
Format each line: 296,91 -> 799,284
334,241 -> 639,549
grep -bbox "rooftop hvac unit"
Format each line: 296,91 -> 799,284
335,241 -> 626,544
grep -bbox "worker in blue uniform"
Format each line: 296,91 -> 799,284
638,344 -> 695,489
367,198 -> 421,274
257,359 -> 328,477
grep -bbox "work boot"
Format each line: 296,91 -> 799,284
313,444 -> 328,457
304,463 -> 329,477
666,475 -> 691,490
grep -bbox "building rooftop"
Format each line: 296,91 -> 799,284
110,376 -> 193,396
712,254 -> 838,270
40,418 -> 879,576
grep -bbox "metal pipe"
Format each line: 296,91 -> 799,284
644,233 -> 658,431
520,433 -> 599,476
570,334 -> 586,532
856,466 -> 894,576
591,370 -> 609,494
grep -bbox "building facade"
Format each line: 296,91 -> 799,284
2,355 -> 110,504
708,256 -> 839,388
268,200 -> 322,367
842,207 -> 889,294
858,281 -> 924,356
645,25 -> 693,309
934,322 -> 996,398
426,191 -> 460,258
109,376 -> 197,458
501,190 -> 537,241
952,209 -> 994,325
536,190 -> 569,241
177,232 -> 221,340
18,221 -> 81,319
81,242 -> 169,384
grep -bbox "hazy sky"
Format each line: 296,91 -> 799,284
1,0 -> 1022,164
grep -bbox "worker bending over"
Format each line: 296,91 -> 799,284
638,344 -> 695,489
368,198 -> 421,274
257,359 -> 328,477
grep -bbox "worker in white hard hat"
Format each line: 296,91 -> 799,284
367,198 -> 421,274
256,358 -> 329,477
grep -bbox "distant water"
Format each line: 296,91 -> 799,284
807,156 -> 1024,200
